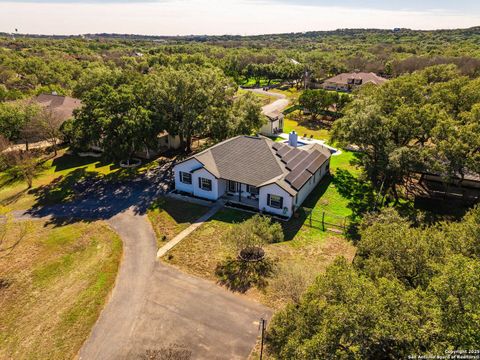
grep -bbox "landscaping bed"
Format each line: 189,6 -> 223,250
0,220 -> 122,360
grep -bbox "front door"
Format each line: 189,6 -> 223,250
228,180 -> 238,193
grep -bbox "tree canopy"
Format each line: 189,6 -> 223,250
268,206 -> 480,359
332,65 -> 480,201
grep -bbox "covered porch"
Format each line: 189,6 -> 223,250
221,180 -> 260,209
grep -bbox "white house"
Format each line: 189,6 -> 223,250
260,110 -> 284,137
173,133 -> 331,219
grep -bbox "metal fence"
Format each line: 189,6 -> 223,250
301,207 -> 349,233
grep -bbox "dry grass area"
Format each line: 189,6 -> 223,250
164,208 -> 355,308
147,197 -> 211,248
0,220 -> 122,360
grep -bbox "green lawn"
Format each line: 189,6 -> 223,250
283,117 -> 331,142
0,150 -> 119,213
0,220 -> 122,360
0,149 -> 160,213
147,197 -> 211,248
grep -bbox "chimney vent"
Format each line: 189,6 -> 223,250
288,131 -> 298,147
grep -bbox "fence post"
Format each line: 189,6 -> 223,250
322,211 -> 325,231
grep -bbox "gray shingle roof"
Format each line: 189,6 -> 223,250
189,136 -> 331,194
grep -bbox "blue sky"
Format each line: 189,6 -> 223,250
0,0 -> 479,35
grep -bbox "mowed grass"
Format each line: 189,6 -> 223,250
0,150 -> 118,213
0,220 -> 122,360
147,197 -> 211,248
283,117 -> 331,142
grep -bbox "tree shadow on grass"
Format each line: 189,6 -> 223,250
51,153 -> 102,172
24,165 -> 170,227
215,257 -> 276,293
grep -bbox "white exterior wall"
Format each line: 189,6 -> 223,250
192,168 -> 219,201
260,117 -> 283,137
294,159 -> 330,209
173,158 -> 203,194
259,183 -> 294,218
260,121 -> 274,136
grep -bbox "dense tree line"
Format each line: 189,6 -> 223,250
267,206 -> 480,359
66,65 -> 265,157
332,65 -> 480,202
3,27 -> 480,102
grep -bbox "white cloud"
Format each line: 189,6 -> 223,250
0,0 -> 478,35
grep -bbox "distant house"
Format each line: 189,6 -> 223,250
260,110 -> 284,137
322,72 -> 388,92
34,93 -> 82,123
173,132 -> 332,218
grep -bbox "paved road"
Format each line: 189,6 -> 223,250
13,170 -> 271,359
244,88 -> 290,117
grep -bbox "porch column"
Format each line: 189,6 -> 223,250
238,182 -> 242,202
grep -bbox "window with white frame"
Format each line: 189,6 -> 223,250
179,171 -> 192,184
198,177 -> 212,191
267,194 -> 283,209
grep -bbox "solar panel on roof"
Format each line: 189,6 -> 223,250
287,151 -> 318,171
291,171 -> 312,190
286,152 -> 307,169
272,142 -> 282,151
281,148 -> 302,163
277,146 -> 292,157
285,166 -> 304,184
306,155 -> 327,174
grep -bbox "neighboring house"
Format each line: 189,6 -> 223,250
322,72 -> 388,92
173,132 -> 332,218
157,131 -> 181,151
260,110 -> 284,137
34,93 -> 83,123
422,171 -> 480,190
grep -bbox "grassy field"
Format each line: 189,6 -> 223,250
147,197 -> 211,248
0,150 -> 119,213
283,116 -> 331,142
0,220 -> 122,360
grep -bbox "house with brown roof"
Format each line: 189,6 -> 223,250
173,132 -> 331,218
34,93 -> 82,122
322,72 -> 388,92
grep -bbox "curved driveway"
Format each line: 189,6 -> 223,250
14,171 -> 271,359
244,88 -> 290,116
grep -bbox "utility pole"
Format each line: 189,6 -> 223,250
259,317 -> 266,360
